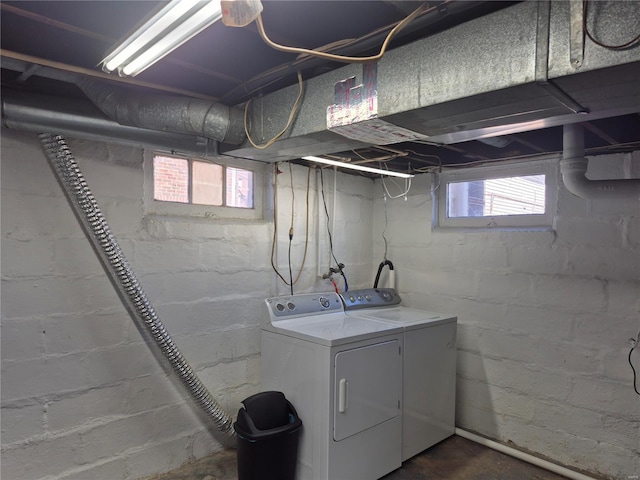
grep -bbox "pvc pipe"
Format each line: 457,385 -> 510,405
389,268 -> 396,289
455,428 -> 597,480
560,123 -> 640,200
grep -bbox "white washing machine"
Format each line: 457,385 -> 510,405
261,292 -> 404,480
341,288 -> 457,461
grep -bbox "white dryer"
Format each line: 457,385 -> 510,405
341,288 -> 457,461
261,292 -> 404,480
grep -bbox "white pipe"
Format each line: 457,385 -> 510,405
560,123 -> 640,200
389,268 -> 396,289
455,428 -> 597,480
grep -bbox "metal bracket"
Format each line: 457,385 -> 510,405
535,1 -> 589,114
569,0 -> 584,68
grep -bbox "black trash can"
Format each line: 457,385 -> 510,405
234,391 -> 303,480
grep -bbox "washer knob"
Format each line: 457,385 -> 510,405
380,290 -> 392,302
349,296 -> 356,303
319,296 -> 331,309
365,294 -> 372,302
287,302 -> 296,311
276,303 -> 286,312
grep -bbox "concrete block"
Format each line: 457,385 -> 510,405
573,312 -> 637,348
1,354 -> 89,402
504,304 -> 575,340
46,384 -> 128,433
51,236 -> 105,277
530,275 -> 605,312
568,245 -> 639,281
0,431 -> 83,479
568,376 -> 639,415
55,457 -> 128,480
0,402 -> 45,444
555,216 -> 624,248
124,434 -> 200,480
421,269 -> 479,299
476,272 -> 532,305
1,236 -> 55,277
1,130 -> 63,196
78,413 -> 157,465
0,317 -> 44,362
123,373 -> 185,415
1,192 -> 84,241
43,311 -> 130,355
452,244 -> 509,270
624,215 -> 640,248
508,243 -> 569,275
610,283 -> 640,322
99,198 -> 144,236
1,275 -> 122,320
84,344 -> 163,388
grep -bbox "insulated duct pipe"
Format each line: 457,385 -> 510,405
560,123 -> 640,199
2,89 -> 216,158
39,134 -> 235,438
75,78 -> 246,146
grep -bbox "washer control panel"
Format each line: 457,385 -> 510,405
266,292 -> 343,320
340,288 -> 402,310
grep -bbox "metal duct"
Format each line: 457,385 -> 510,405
223,1 -> 640,162
2,89 -> 216,157
75,78 -> 246,146
560,123 -> 640,199
38,133 -> 235,438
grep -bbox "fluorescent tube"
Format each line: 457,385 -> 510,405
102,0 -> 223,76
302,156 -> 414,178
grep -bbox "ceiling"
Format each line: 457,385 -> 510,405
2,0 -> 640,176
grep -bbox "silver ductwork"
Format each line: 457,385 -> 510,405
2,90 -> 217,157
560,123 -> 640,199
2,2 -> 639,163
39,134 -> 235,438
75,78 -> 246,146
223,1 -> 640,162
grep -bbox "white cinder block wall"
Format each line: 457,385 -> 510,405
372,154 -> 640,480
0,129 -> 374,480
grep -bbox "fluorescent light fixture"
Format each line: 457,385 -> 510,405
302,156 -> 414,178
102,0 -> 223,76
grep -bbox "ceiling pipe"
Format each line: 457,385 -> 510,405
2,89 -> 217,157
75,78 -> 246,146
560,123 -> 640,199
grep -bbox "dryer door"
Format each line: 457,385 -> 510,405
333,339 -> 401,441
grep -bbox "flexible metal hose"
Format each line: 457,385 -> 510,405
39,133 -> 235,438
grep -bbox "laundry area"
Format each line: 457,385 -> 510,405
1,1 -> 640,480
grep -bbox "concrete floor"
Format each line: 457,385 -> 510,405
142,435 -> 569,480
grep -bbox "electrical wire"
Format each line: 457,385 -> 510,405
270,163 -> 312,290
288,162 -> 295,295
629,347 -> 639,396
380,162 -> 412,199
254,4 -> 428,64
319,167 -> 348,291
629,329 -> 640,396
583,0 -> 640,50
382,195 -> 389,261
244,71 -> 304,150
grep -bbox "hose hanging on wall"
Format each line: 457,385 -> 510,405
38,134 -> 235,438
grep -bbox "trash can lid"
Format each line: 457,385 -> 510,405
241,391 -> 290,431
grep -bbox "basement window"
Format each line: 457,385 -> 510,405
144,152 -> 263,220
435,158 -> 557,229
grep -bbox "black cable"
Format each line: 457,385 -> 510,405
319,168 -> 348,291
373,260 -> 394,289
630,345 -> 640,396
288,233 -> 294,295
583,0 -> 640,51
